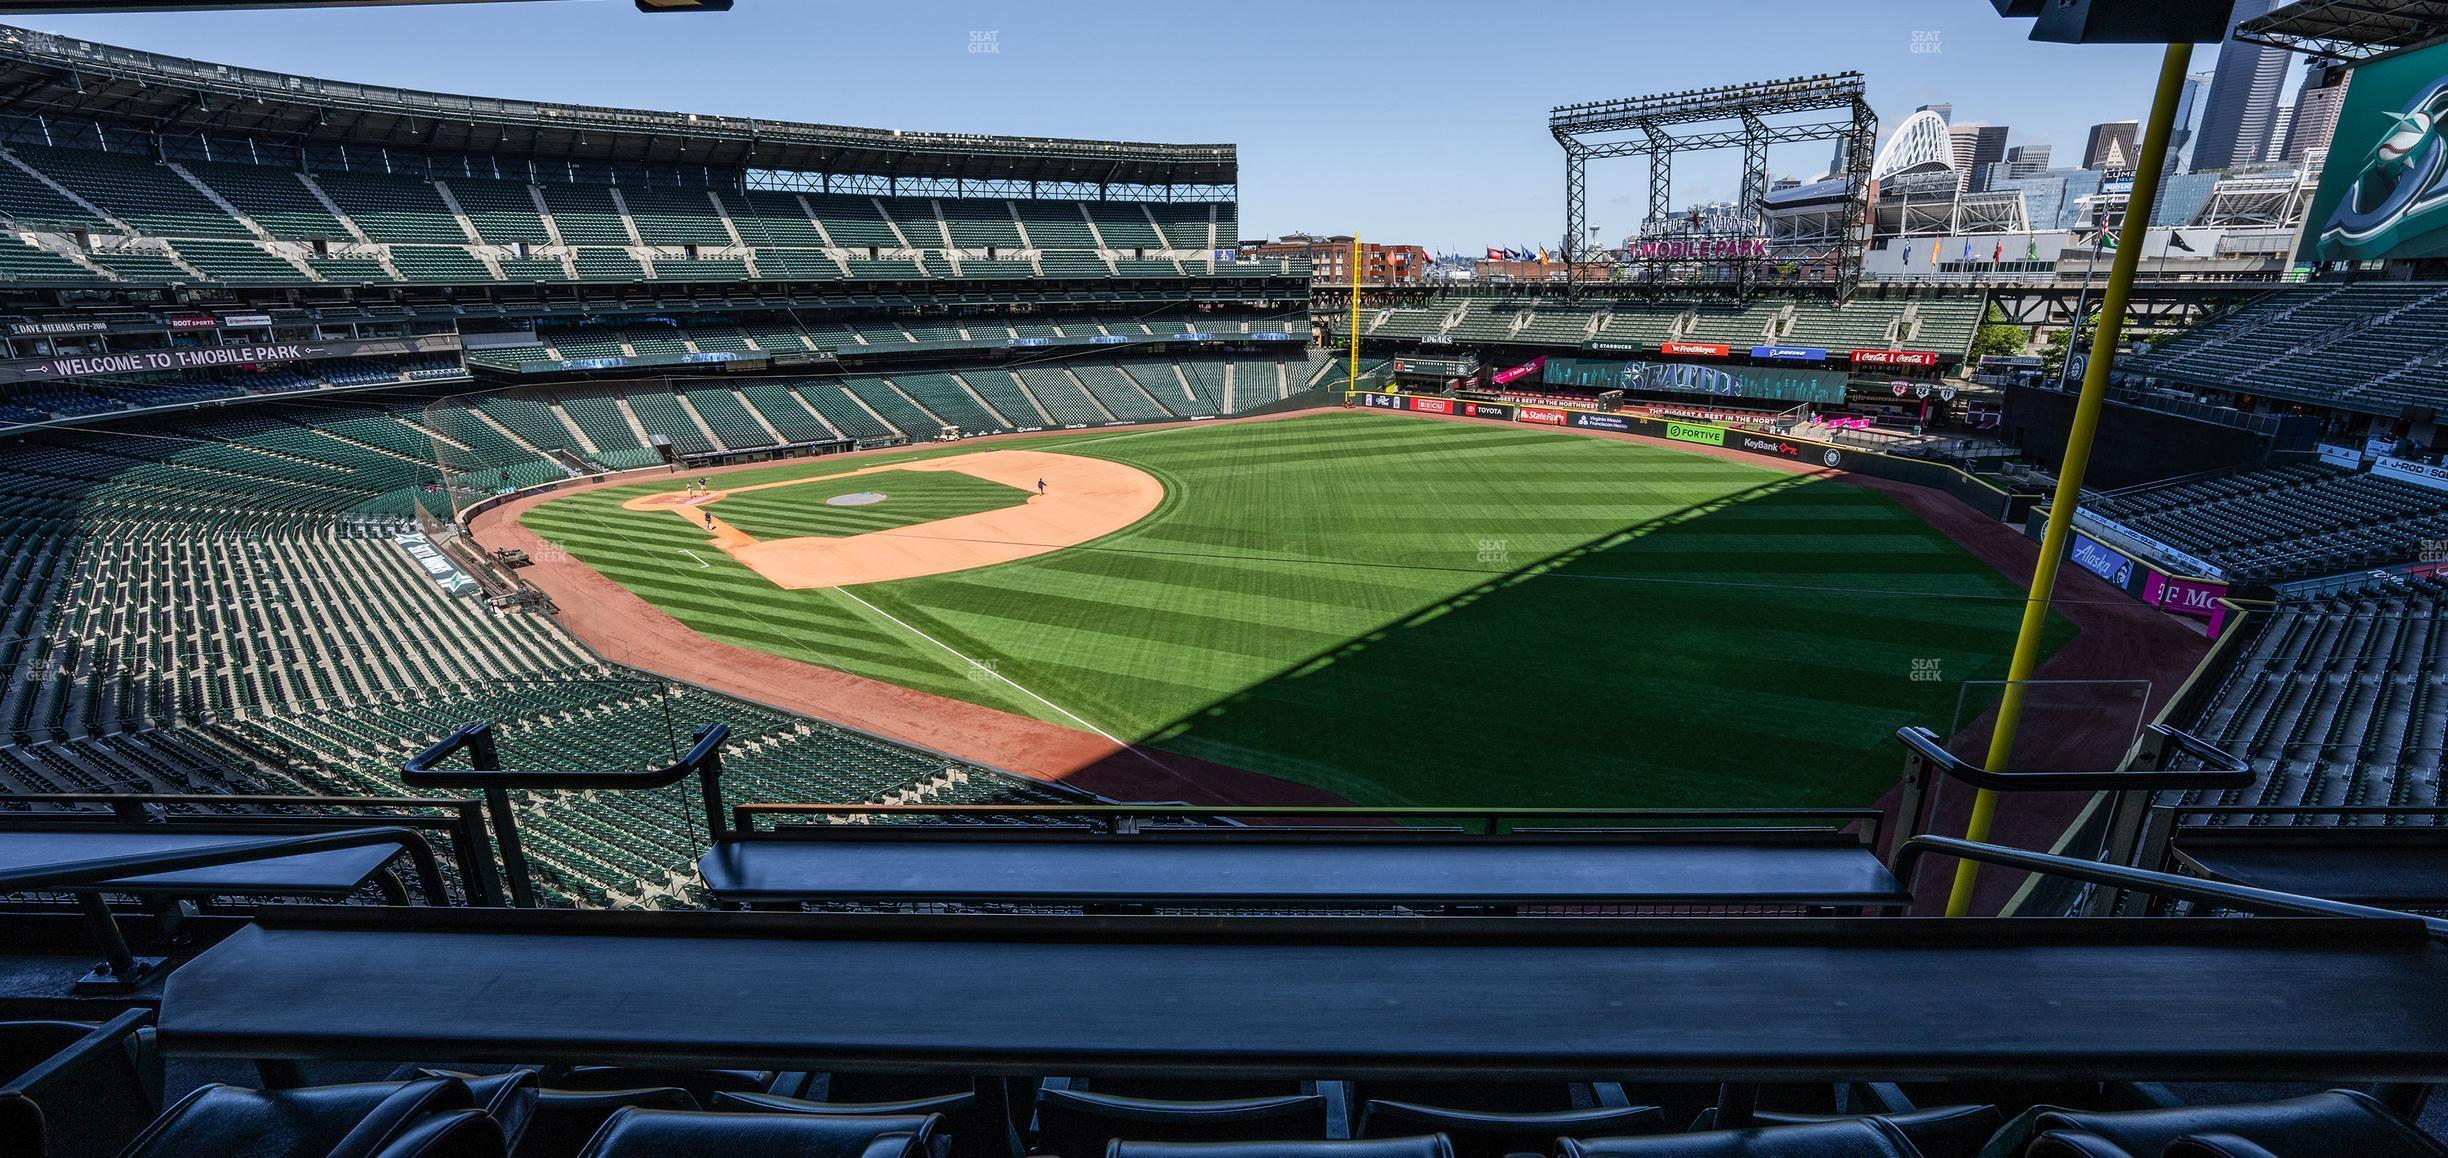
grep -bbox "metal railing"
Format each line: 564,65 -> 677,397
1897,835 -> 2448,938
1890,724 -> 2254,912
727,801 -> 1884,843
0,824 -> 445,992
403,721 -> 730,908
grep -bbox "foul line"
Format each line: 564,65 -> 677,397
826,584 -> 1175,774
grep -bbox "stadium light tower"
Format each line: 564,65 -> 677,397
1549,74 -> 1875,298
1947,0 -> 2237,917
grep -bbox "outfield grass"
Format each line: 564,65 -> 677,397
708,469 -> 1033,541
522,411 -> 2069,809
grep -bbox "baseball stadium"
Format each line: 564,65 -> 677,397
4,1 -> 2448,1156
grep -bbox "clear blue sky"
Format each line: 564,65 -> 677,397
7,0 -> 2217,252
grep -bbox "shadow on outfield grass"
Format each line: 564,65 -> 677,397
1116,470 -> 2068,813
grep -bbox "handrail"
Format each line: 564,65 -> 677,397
402,721 -> 730,794
402,721 -> 730,907
0,825 -> 447,901
0,792 -> 502,907
1894,835 -> 2448,938
1,825 -> 447,992
728,802 -> 1884,840
1893,723 -> 2252,791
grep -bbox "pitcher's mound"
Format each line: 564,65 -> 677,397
826,491 -> 888,507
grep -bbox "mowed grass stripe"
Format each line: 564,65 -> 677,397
524,410 -> 2068,809
710,469 -> 1033,541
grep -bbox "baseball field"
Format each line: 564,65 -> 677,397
518,409 -> 2066,809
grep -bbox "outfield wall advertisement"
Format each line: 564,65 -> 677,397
2302,39 -> 2448,263
2026,511 -> 2232,637
1347,390 -> 2035,523
1664,421 -> 1725,446
1541,356 -> 1848,405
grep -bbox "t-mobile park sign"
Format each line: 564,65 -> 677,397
0,333 -> 462,386
1623,238 -> 1769,260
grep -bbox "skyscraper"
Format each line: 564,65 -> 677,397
2191,0 -> 2291,172
1949,123 -> 2008,192
2170,72 -> 2213,170
2083,121 -> 2141,170
2004,144 -> 2053,179
2280,62 -> 2351,165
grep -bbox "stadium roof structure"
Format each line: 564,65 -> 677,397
0,23 -> 1236,186
2236,0 -> 2448,59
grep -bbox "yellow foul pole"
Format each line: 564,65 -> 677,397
1347,236 -> 1363,397
1946,42 -> 2195,916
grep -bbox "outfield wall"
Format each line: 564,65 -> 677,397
2021,507 -> 2235,639
1348,390 -> 2040,523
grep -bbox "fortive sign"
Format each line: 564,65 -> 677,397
1749,345 -> 1827,361
1660,341 -> 1730,358
1665,421 -> 1726,446
1849,349 -> 1938,367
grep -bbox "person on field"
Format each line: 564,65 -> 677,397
1037,478 -> 1047,496
704,510 -> 714,530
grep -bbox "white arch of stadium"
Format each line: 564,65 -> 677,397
1872,109 -> 1956,181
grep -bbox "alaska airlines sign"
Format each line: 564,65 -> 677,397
0,334 -> 462,385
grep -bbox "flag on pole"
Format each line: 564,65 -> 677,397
1485,247 -> 1504,260
1993,239 -> 2004,263
2025,237 -> 2038,261
1902,240 -> 1913,266
2168,231 -> 2196,253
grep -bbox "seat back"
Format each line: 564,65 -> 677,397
1687,1105 -> 2001,1158
409,1070 -> 539,1152
1556,1117 -> 1920,1157
0,1014 -> 161,1158
1358,1099 -> 1668,1158
519,1086 -> 699,1158
575,1108 -> 941,1158
120,1077 -> 475,1158
1355,1081 -> 1576,1113
2162,1133 -> 2286,1158
1037,1088 -> 1330,1157
2027,1090 -> 2446,1158
550,1067 -> 775,1104
369,1108 -> 509,1158
715,1089 -> 990,1156
1105,1137 -> 1456,1158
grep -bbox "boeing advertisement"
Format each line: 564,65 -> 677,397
2305,41 -> 2448,263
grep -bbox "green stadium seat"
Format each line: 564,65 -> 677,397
310,170 -> 469,243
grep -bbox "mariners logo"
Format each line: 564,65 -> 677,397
2317,74 -> 2448,261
